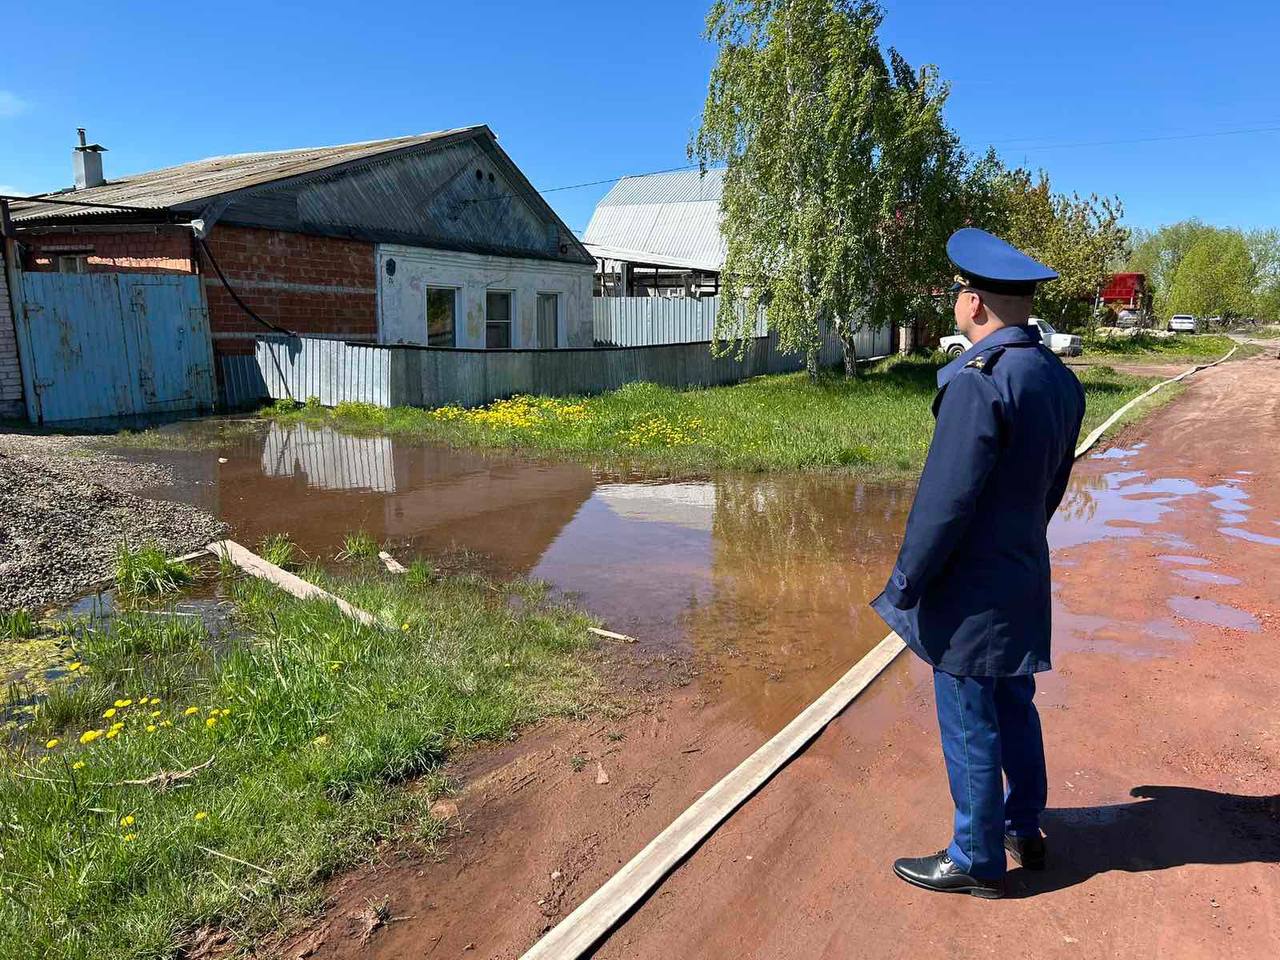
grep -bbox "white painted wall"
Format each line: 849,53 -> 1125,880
376,245 -> 593,349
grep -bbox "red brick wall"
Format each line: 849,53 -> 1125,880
22,230 -> 194,274
199,226 -> 377,355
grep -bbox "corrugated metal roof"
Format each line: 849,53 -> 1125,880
582,168 -> 726,272
595,167 -> 725,206
8,127 -> 482,222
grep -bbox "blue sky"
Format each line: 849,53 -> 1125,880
2,0 -> 1277,235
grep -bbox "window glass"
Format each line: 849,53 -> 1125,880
537,292 -> 559,348
426,288 -> 455,347
486,291 -> 512,349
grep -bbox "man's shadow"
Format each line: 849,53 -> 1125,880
1007,785 -> 1280,898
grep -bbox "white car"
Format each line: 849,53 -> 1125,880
939,318 -> 1082,359
1168,314 -> 1198,333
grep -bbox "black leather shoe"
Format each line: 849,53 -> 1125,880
1004,832 -> 1046,870
892,851 -> 1003,899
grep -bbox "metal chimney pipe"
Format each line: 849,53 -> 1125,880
73,128 -> 107,190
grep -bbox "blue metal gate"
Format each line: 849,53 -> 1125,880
15,272 -> 215,423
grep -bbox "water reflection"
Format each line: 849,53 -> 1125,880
144,422 -> 914,733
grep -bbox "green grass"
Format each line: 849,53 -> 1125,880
1082,332 -> 1238,363
1,609 -> 39,640
113,544 -> 194,599
258,533 -> 299,570
265,355 -> 1169,478
0,556 -> 598,960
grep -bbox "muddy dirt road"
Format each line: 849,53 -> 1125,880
279,350 -> 1279,960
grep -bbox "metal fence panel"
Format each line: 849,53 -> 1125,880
15,272 -> 214,423
255,337 -> 392,407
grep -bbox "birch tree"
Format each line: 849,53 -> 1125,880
693,0 -> 966,376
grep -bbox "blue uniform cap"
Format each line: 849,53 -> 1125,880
947,227 -> 1058,296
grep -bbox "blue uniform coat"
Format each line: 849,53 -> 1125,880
871,324 -> 1085,676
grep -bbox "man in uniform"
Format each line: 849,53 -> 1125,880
871,227 -> 1086,899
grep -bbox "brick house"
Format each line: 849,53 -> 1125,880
5,127 -> 595,378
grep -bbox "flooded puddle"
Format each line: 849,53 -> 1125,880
1167,595 -> 1260,632
131,423 -> 915,733
121,421 -> 1268,734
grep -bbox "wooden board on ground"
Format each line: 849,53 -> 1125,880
206,539 -> 378,627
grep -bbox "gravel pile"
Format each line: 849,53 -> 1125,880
0,440 -> 224,611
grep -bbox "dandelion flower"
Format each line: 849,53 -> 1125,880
67,662 -> 83,671
105,729 -> 120,740
194,811 -> 209,821
102,708 -> 117,719
119,815 -> 135,827
146,724 -> 157,733
401,622 -> 410,631
205,717 -> 217,728
122,833 -> 137,842
312,734 -> 330,747
79,729 -> 103,745
150,710 -> 162,718
184,707 -> 200,716
219,708 -> 232,717
160,720 -> 173,728
72,760 -> 86,770
44,738 -> 60,749
114,699 -> 133,708
329,662 -> 342,672
110,722 -> 125,731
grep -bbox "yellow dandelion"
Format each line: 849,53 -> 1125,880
44,738 -> 60,750
149,710 -> 162,718
105,729 -> 120,740
119,815 -> 135,827
219,708 -> 232,717
311,734 -> 330,747
204,716 -> 217,728
79,729 -> 103,744
401,622 -> 410,631
114,699 -> 133,708
160,719 -> 173,728
102,708 -> 117,719
67,661 -> 83,671
329,662 -> 342,672
146,724 -> 157,733
194,811 -> 209,821
122,833 -> 137,842
184,707 -> 200,716
72,760 -> 86,770
110,722 -> 124,731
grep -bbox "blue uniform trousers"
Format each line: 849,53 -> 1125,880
932,670 -> 1047,879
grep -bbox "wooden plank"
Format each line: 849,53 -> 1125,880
521,631 -> 905,959
206,539 -> 378,627
378,550 -> 407,574
587,626 -> 637,644
521,344 -> 1241,960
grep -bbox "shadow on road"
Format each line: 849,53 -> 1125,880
1008,785 -> 1280,898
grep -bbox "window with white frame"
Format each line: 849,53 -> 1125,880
486,291 -> 512,349
426,287 -> 456,347
536,292 -> 559,348
57,254 -> 90,274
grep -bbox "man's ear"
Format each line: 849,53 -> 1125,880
968,292 -> 985,323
